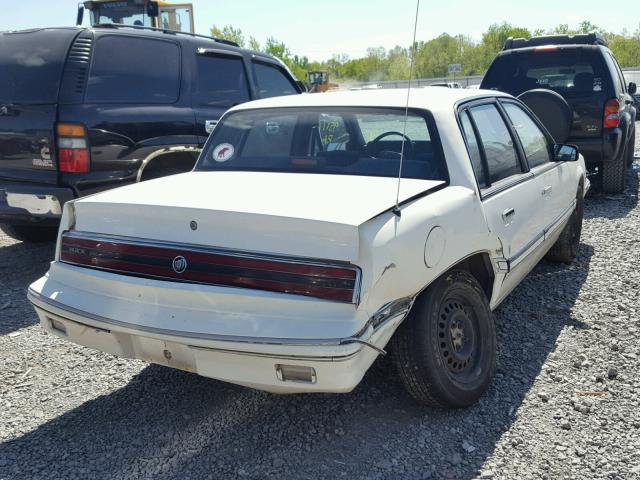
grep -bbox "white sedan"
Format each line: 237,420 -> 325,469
28,88 -> 588,407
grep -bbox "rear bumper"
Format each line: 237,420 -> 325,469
0,184 -> 74,224
28,287 -> 403,394
571,128 -> 623,166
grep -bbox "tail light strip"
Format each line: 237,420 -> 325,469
60,232 -> 360,304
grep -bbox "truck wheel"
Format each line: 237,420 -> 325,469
0,224 -> 58,243
391,270 -> 496,408
601,146 -> 626,194
545,186 -> 584,263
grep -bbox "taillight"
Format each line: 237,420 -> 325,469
603,99 -> 621,129
60,231 -> 362,303
56,123 -> 89,173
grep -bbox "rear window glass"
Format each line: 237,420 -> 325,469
0,29 -> 74,104
86,36 -> 180,104
197,107 -> 446,180
195,54 -> 250,108
482,50 -> 607,97
253,62 -> 298,98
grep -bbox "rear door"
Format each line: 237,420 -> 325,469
500,100 -> 573,231
191,49 -> 252,144
0,28 -> 79,184
460,102 -> 545,299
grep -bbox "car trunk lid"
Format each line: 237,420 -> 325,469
72,171 -> 444,263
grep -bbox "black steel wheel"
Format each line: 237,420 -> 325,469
391,270 -> 496,408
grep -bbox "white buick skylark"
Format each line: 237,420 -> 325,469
29,88 -> 587,407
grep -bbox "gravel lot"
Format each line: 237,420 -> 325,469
1,133 -> 639,480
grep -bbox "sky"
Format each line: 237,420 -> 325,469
2,0 -> 638,61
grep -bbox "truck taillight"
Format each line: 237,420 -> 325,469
603,99 -> 621,129
56,123 -> 89,173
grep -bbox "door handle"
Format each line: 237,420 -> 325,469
204,119 -> 218,134
502,208 -> 516,223
542,185 -> 553,196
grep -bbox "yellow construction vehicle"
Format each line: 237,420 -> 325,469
307,70 -> 339,93
77,0 -> 194,33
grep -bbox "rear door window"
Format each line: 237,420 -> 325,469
253,62 -> 298,98
195,53 -> 250,108
502,103 -> 551,168
0,29 -> 75,104
86,35 -> 181,104
469,104 -> 523,183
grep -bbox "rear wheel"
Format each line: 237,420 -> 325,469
0,223 -> 58,242
601,146 -> 626,194
391,270 -> 496,408
545,186 -> 584,263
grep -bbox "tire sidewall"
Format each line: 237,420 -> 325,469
414,270 -> 496,407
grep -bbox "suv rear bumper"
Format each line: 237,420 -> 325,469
0,184 -> 74,224
572,127 -> 623,166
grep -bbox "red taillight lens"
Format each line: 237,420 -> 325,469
603,99 -> 621,129
58,149 -> 89,173
60,232 -> 361,303
56,123 -> 89,173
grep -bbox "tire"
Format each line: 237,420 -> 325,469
545,186 -> 584,263
601,146 -> 626,194
0,223 -> 58,242
626,134 -> 636,168
390,270 -> 496,408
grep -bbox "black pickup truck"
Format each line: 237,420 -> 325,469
481,33 -> 637,193
0,26 -> 303,241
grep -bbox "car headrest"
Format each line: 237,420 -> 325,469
573,72 -> 594,92
517,89 -> 572,143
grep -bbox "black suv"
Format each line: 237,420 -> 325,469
0,26 -> 302,241
481,33 -> 637,193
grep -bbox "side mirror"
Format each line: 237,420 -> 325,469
296,80 -> 308,93
553,144 -> 579,162
629,82 -> 637,95
147,1 -> 159,18
76,4 -> 84,26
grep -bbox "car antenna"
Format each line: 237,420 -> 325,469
393,0 -> 420,218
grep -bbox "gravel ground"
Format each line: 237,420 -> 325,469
1,133 -> 639,480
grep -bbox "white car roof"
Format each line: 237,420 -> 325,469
230,87 -> 511,114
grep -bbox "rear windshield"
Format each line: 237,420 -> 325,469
482,49 -> 608,97
196,107 -> 447,180
0,29 -> 74,104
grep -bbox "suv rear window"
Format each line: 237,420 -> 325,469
0,29 -> 75,104
483,50 -> 608,97
86,36 -> 181,104
197,107 -> 446,180
195,54 -> 250,107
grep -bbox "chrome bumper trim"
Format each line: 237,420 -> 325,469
28,288 -> 406,356
6,192 -> 62,216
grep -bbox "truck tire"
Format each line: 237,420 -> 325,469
601,145 -> 626,194
0,224 -> 58,243
391,270 -> 496,408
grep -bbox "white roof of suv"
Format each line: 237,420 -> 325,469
230,87 -> 510,114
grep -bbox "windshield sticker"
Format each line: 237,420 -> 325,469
212,143 -> 234,162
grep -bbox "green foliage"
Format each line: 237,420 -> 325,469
209,25 -> 245,47
210,21 -> 640,83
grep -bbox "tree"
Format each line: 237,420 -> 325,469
209,25 -> 245,47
